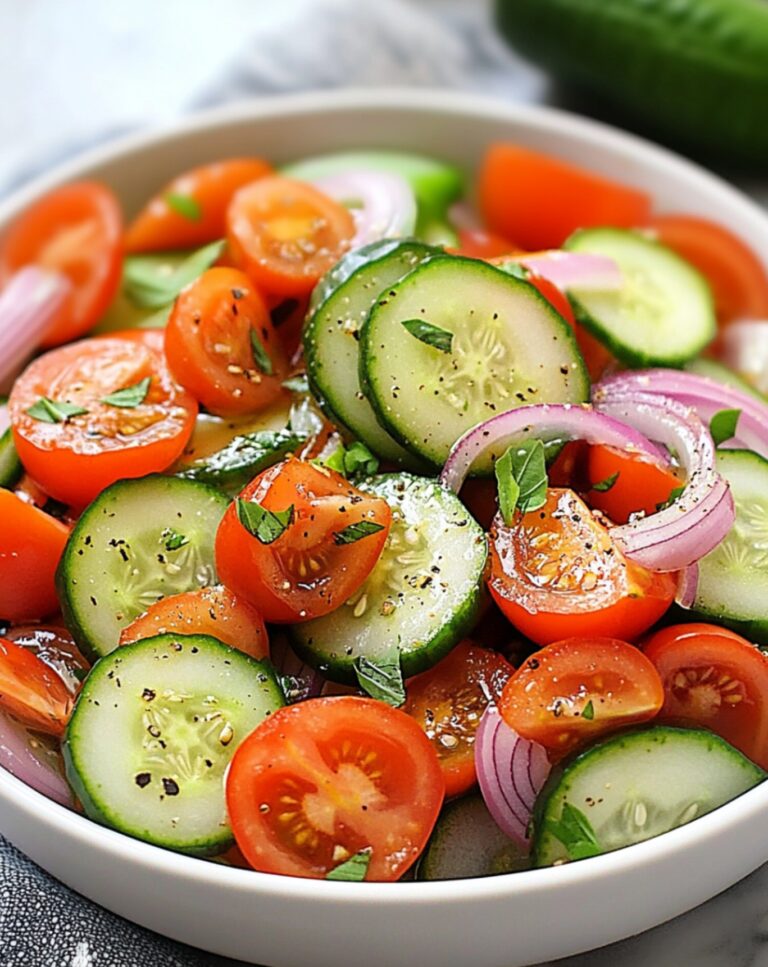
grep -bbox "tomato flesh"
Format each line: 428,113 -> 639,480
0,182 -> 122,346
215,458 -> 391,622
488,488 -> 676,646
586,445 -> 682,523
405,641 -> 513,797
499,636 -> 664,757
226,696 -> 444,879
0,637 -> 74,736
644,624 -> 768,769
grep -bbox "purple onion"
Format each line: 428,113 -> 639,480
312,170 -> 417,247
519,251 -> 622,292
0,711 -> 72,806
676,563 -> 699,609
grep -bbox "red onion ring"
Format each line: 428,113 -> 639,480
518,251 -> 622,292
475,706 -> 550,850
312,170 -> 417,247
676,564 -> 699,609
0,711 -> 72,806
721,321 -> 768,396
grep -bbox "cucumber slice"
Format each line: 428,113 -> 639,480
418,794 -> 529,880
63,633 -> 284,855
57,476 -> 229,661
534,726 -> 764,867
685,358 -> 767,403
565,228 -> 716,367
360,256 -> 589,470
177,429 -> 303,496
0,428 -> 22,490
694,449 -> 768,643
305,240 -> 436,464
175,402 -> 293,469
290,473 -> 487,682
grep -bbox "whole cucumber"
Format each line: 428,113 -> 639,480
495,0 -> 768,168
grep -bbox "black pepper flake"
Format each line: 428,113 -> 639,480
162,777 -> 180,796
142,688 -> 156,701
135,772 -> 151,788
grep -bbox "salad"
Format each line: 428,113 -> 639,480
1,142 -> 768,884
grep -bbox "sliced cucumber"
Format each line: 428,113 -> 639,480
685,358 -> 767,403
694,449 -> 768,643
290,473 -> 487,682
177,429 -> 303,496
360,256 -> 589,470
534,726 -> 764,867
175,402 -> 293,470
565,228 -> 716,367
0,428 -> 22,490
57,476 -> 228,661
418,794 -> 529,880
305,240 -> 436,464
63,633 -> 284,855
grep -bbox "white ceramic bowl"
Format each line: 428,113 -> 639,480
2,89 -> 768,967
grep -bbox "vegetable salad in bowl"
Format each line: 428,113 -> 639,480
2,141 -> 768,884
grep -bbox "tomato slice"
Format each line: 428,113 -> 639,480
405,641 -> 513,797
9,336 -> 197,507
644,624 -> 768,769
479,144 -> 650,251
586,444 -> 682,523
0,182 -> 122,347
499,636 -> 664,757
215,457 -> 391,622
226,696 -> 444,880
119,585 -> 268,659
227,177 -> 355,298
0,637 -> 74,736
124,158 -> 272,253
647,215 -> 768,324
164,267 -> 287,417
488,488 -> 676,646
452,227 -> 523,260
5,624 -> 88,694
0,489 -> 69,621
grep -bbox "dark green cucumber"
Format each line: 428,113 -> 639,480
0,428 -> 22,490
566,228 -> 715,367
495,0 -> 768,167
360,255 -> 589,470
290,473 -> 487,682
177,428 -> 303,496
63,633 -> 284,855
534,726 -> 764,867
57,475 -> 228,660
418,794 -> 530,880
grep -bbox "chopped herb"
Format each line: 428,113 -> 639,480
354,653 -> 406,707
547,802 -> 601,861
101,377 -> 151,409
592,471 -> 619,493
236,499 -> 293,544
710,408 -> 741,447
656,484 -> 686,512
401,318 -> 453,354
343,441 -> 379,477
163,529 -> 188,552
582,700 -> 594,721
320,445 -> 346,474
496,260 -> 529,281
282,374 -> 309,394
495,439 -> 548,519
334,520 -> 386,545
26,397 -> 88,424
124,239 -> 226,309
325,848 -> 372,882
165,192 -> 202,221
249,329 -> 274,376
495,447 -> 521,526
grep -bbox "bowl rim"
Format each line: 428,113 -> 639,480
2,86 -> 768,906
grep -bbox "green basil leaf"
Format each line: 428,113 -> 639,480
582,699 -> 594,721
165,192 -> 202,221
547,802 -> 601,862
101,377 -> 151,409
710,408 -> 741,447
354,654 -> 406,707
26,398 -> 88,424
401,318 -> 453,354
318,445 -> 346,474
282,374 -> 309,394
495,446 -> 521,526
496,439 -> 548,517
334,520 -> 386,545
235,499 -> 293,544
592,471 -> 619,493
656,484 -> 686,512
343,441 -> 379,477
124,239 -> 226,309
249,329 -> 274,376
325,849 -> 372,882
163,528 -> 188,552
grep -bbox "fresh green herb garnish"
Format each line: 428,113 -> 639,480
343,441 -> 379,477
334,520 -> 386,545
656,484 -> 686,512
401,318 -> 453,354
547,802 -> 601,861
325,848 -> 372,882
26,397 -> 88,424
124,239 -> 226,309
101,377 -> 151,409
320,445 -> 346,475
592,471 -> 619,493
236,499 -> 293,544
495,447 -> 520,526
249,329 -> 274,376
282,374 -> 309,394
496,260 -> 529,281
163,529 -> 188,552
495,439 -> 548,522
165,192 -> 202,221
582,700 -> 595,721
710,408 -> 741,447
354,654 -> 406,707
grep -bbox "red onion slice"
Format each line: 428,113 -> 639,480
721,321 -> 768,396
475,706 -> 550,850
0,711 -> 72,806
0,267 -> 72,388
312,170 -> 417,248
519,251 -> 622,292
676,564 -> 699,609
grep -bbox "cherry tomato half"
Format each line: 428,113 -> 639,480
9,336 -> 197,507
215,458 -> 391,622
0,637 -> 74,736
644,624 -> 768,769
226,696 -> 445,880
499,636 -> 664,757
452,227 -> 523,260
405,641 -> 513,797
586,445 -> 682,523
488,489 -> 676,646
0,182 -> 122,346
5,624 -> 88,694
